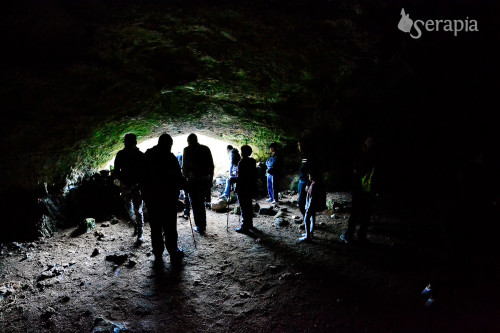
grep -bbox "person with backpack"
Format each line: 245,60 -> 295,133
220,145 -> 241,200
340,136 -> 376,245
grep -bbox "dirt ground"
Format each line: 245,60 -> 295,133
0,192 -> 498,332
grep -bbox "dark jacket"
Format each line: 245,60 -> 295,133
182,143 -> 214,181
352,147 -> 376,194
298,153 -> 318,182
114,147 -> 144,187
143,145 -> 183,201
233,157 -> 257,194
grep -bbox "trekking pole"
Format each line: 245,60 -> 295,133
188,209 -> 197,249
226,192 -> 230,232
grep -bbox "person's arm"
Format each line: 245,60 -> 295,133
274,154 -> 280,175
230,161 -> 240,185
171,154 -> 183,191
228,151 -> 234,173
207,147 -> 215,179
137,151 -> 146,188
266,156 -> 275,175
113,151 -> 122,180
182,147 -> 189,177
307,183 -> 318,211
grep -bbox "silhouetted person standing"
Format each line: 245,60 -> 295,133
182,134 -> 214,235
114,133 -> 145,244
220,145 -> 240,200
266,142 -> 280,203
231,145 -> 257,233
300,172 -> 320,243
341,137 -> 376,245
143,134 -> 184,265
297,137 -> 316,218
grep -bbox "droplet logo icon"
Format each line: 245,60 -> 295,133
398,8 -> 479,39
398,8 -> 413,33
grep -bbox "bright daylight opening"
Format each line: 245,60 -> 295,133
102,133 -> 237,176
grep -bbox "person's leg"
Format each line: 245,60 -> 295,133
309,210 -> 316,238
146,201 -> 165,259
183,191 -> 191,216
205,179 -> 212,206
267,174 -> 274,201
222,179 -> 231,198
344,209 -> 359,240
273,176 -> 279,202
189,183 -> 207,232
131,188 -> 144,240
163,203 -> 180,256
342,191 -> 362,242
240,193 -> 253,229
300,210 -> 313,242
297,180 -> 307,216
303,212 -> 311,238
357,194 -> 374,241
120,185 -> 135,232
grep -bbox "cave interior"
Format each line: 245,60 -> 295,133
0,0 -> 499,332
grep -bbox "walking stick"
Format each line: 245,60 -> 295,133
184,180 -> 196,249
187,213 -> 197,249
226,193 -> 230,232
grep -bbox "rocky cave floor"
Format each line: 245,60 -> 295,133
0,192 -> 498,332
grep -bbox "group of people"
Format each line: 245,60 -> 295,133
260,136 -> 377,244
113,133 -> 215,266
113,132 -> 263,265
113,132 -> 377,266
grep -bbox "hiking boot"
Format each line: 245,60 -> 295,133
153,256 -> 164,268
171,249 -> 185,261
169,249 -> 184,266
235,226 -> 250,234
135,234 -> 144,245
299,236 -> 313,243
340,233 -> 350,244
194,227 -> 206,235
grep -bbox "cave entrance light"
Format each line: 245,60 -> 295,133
103,133 -> 237,177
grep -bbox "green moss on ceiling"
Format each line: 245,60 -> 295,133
1,1 -> 378,190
